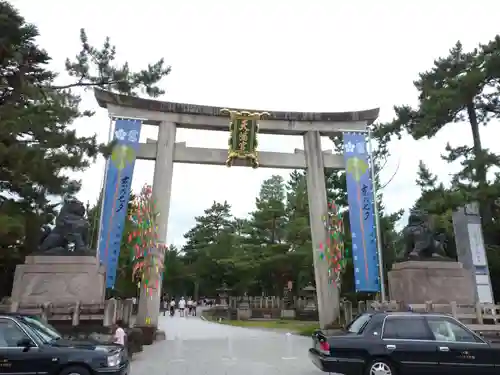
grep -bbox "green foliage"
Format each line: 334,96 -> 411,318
62,30 -> 170,97
180,201 -> 235,298
162,246 -> 186,296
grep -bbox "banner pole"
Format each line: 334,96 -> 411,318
367,128 -> 386,301
96,116 -> 115,264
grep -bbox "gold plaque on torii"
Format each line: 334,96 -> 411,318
220,109 -> 269,168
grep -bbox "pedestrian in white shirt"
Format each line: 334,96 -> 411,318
162,297 -> 168,316
178,297 -> 186,317
169,298 -> 176,317
187,298 -> 193,315
112,322 -> 126,346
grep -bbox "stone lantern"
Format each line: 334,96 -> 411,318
236,292 -> 252,321
216,283 -> 232,320
302,284 -> 317,311
216,283 -> 232,307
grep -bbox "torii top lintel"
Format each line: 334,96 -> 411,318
94,89 -> 379,134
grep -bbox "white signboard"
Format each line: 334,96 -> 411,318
477,283 -> 494,304
467,223 -> 487,266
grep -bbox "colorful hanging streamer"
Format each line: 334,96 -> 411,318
126,183 -> 167,297
318,200 -> 348,287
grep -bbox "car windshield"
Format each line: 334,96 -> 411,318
345,313 -> 372,334
20,316 -> 62,343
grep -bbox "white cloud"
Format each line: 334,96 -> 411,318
11,0 -> 500,246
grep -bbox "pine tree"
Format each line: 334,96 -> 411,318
182,201 -> 234,297
415,161 -> 438,192
283,171 -> 314,293
248,175 -> 287,244
243,176 -> 291,295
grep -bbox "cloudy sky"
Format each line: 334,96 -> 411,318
11,0 -> 500,247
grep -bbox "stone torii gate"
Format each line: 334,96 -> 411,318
94,89 -> 379,330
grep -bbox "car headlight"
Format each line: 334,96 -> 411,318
107,353 -> 121,367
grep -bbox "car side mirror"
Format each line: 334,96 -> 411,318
17,338 -> 34,351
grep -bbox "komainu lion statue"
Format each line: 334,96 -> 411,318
38,198 -> 93,255
402,209 -> 451,260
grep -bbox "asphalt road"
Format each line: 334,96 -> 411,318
130,311 -> 324,375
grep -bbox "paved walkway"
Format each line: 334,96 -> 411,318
130,312 -> 323,375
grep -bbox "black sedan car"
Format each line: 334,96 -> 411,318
0,314 -> 129,375
309,311 -> 500,375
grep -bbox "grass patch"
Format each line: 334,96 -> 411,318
218,319 -> 320,335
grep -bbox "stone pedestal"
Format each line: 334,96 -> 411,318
11,255 -> 105,304
281,309 -> 296,319
304,301 -> 317,311
138,326 -> 156,346
236,308 -> 252,320
388,261 -> 475,305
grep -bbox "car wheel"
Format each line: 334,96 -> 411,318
58,365 -> 91,375
366,359 -> 395,375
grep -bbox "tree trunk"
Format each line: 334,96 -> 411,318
194,279 -> 200,301
466,102 -> 492,242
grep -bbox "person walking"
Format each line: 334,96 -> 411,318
187,297 -> 193,316
192,299 -> 197,316
162,297 -> 168,316
178,296 -> 186,317
169,298 -> 176,317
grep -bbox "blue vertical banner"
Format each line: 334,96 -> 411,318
98,118 -> 142,288
342,132 -> 380,292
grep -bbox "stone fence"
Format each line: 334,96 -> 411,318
226,296 -> 312,309
0,298 -> 134,335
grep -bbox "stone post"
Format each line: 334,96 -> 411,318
452,202 -> 494,303
9,301 -> 18,313
122,299 -> 133,328
41,302 -> 51,323
72,301 -> 81,327
303,131 -> 339,328
343,300 -> 353,325
103,298 -> 117,327
358,300 -> 366,313
116,299 -> 123,321
137,122 -> 176,331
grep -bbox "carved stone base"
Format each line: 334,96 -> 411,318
388,261 -> 475,305
11,255 -> 105,304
